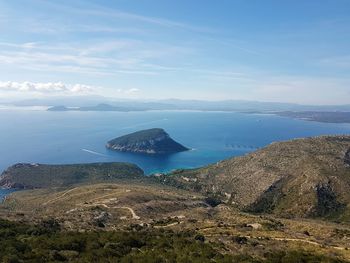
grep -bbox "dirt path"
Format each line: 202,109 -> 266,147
117,206 -> 140,220
271,237 -> 322,246
202,228 -> 348,251
43,187 -> 79,205
79,200 -> 140,220
88,192 -> 124,203
270,237 -> 347,251
40,187 -> 141,220
154,222 -> 182,228
44,187 -> 127,206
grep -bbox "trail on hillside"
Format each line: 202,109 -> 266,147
201,227 -> 348,251
43,187 -> 79,205
117,206 -> 140,220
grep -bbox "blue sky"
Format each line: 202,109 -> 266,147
0,0 -> 350,104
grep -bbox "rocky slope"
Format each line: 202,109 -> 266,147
159,135 -> 350,221
2,176 -> 350,262
0,162 -> 144,189
106,128 -> 189,154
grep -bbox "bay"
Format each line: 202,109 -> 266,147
0,109 -> 350,175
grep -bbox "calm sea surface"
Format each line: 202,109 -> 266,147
1,109 -> 350,177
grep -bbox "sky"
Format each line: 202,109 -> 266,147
0,0 -> 350,104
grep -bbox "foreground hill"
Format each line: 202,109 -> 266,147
106,128 -> 189,154
160,135 -> 350,221
0,162 -> 144,189
2,182 -> 350,262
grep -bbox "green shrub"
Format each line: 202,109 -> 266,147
0,218 -> 347,263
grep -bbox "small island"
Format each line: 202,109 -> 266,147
106,128 -> 189,154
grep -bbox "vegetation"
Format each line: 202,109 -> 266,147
0,162 -> 144,189
0,218 -> 347,263
109,128 -> 171,143
204,194 -> 223,207
0,218 -> 236,263
106,128 -> 189,154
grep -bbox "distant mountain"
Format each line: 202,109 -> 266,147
47,105 -> 70,111
29,102 -> 350,124
106,128 -> 189,154
79,103 -> 137,111
10,95 -> 109,107
159,99 -> 350,112
6,96 -> 350,112
0,162 -> 144,189
159,135 -> 350,221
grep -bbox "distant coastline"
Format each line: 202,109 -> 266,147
47,104 -> 350,124
246,111 -> 350,124
2,102 -> 350,124
0,105 -> 49,111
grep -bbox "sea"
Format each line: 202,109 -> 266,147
1,107 -> 350,186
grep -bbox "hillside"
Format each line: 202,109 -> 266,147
3,218 -> 349,263
2,181 -> 350,261
158,135 -> 350,221
106,128 -> 189,154
0,162 -> 144,189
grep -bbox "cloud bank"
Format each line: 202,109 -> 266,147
0,81 -> 94,94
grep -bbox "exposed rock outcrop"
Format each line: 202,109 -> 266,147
345,149 -> 350,166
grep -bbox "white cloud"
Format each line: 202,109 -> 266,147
124,88 -> 140,94
112,88 -> 140,94
69,83 -> 94,93
0,81 -> 94,94
0,40 -> 188,76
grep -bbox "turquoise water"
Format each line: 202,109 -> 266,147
1,109 -> 350,176
0,189 -> 17,202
